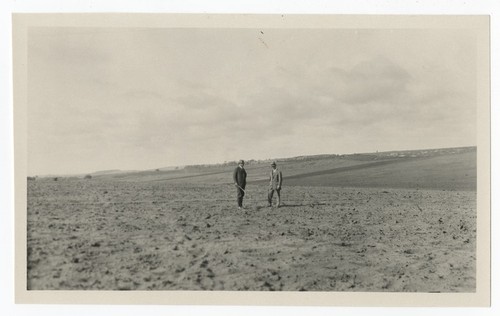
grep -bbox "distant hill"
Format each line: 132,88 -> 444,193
91,169 -> 127,176
96,146 -> 476,191
259,149 -> 476,191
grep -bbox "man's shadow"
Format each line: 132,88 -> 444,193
280,202 -> 328,208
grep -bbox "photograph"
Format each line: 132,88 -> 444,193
12,13 -> 490,306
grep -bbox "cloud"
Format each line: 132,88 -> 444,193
26,28 -> 478,175
325,56 -> 411,105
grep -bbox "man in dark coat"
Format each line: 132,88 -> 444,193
233,160 -> 247,209
268,161 -> 283,208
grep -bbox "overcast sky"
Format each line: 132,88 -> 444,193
27,27 -> 477,175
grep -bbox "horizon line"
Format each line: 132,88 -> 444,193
29,144 -> 477,178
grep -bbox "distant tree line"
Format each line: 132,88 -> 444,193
184,159 -> 263,170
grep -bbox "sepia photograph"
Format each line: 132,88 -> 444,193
12,13 -> 490,307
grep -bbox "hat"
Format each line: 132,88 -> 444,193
238,160 -> 245,164
271,161 -> 277,166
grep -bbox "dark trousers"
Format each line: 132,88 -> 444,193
236,187 -> 245,207
268,188 -> 281,206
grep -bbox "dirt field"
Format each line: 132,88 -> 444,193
27,178 -> 476,292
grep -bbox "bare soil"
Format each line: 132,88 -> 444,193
27,180 -> 476,292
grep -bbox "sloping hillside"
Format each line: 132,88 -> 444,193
272,151 -> 476,191
96,147 -> 476,191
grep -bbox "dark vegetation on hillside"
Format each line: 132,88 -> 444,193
39,147 -> 476,191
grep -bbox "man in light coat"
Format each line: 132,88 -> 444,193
268,161 -> 283,208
